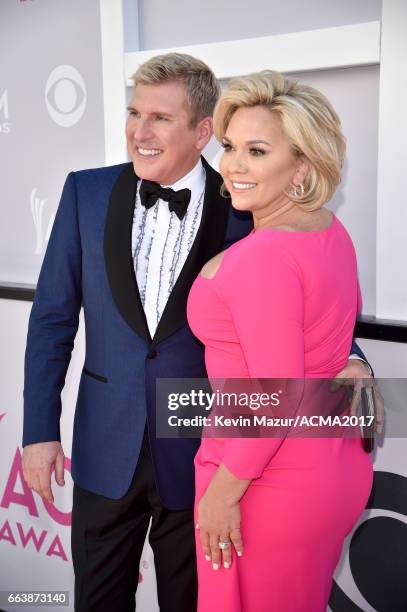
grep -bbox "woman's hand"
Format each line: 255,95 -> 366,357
198,490 -> 243,569
331,358 -> 385,434
196,463 -> 250,570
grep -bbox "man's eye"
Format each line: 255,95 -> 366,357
128,110 -> 139,117
155,115 -> 167,121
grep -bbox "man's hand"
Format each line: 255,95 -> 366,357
22,442 -> 65,503
332,359 -> 384,434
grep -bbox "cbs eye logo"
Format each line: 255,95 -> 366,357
45,65 -> 87,127
330,471 -> 407,611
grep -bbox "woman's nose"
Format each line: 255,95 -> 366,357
226,151 -> 247,173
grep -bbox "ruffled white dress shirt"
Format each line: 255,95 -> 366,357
131,159 -> 206,338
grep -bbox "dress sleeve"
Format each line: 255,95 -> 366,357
218,238 -> 305,479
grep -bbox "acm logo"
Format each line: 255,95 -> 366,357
0,415 -> 71,562
0,89 -> 11,134
30,188 -> 55,255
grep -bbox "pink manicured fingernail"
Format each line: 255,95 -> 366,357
224,562 -> 230,569
237,551 -> 243,557
205,555 -> 211,561
213,563 -> 219,570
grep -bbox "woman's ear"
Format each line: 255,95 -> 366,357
293,157 -> 311,185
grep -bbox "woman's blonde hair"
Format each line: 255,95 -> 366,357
213,70 -> 346,210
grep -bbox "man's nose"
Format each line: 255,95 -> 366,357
132,118 -> 154,142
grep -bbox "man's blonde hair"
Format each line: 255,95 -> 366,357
132,53 -> 220,127
213,70 -> 346,210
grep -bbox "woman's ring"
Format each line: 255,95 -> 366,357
219,540 -> 231,550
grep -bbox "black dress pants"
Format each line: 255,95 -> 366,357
71,428 -> 197,611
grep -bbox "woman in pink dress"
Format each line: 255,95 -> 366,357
187,71 -> 373,611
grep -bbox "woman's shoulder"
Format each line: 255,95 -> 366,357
225,229 -> 303,278
254,208 -> 335,234
211,211 -> 354,275
224,212 -> 347,270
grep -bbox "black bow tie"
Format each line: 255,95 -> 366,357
139,180 -> 191,221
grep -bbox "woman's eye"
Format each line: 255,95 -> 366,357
221,142 -> 232,152
250,148 -> 265,156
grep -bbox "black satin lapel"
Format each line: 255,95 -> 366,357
104,164 -> 151,343
152,157 -> 229,347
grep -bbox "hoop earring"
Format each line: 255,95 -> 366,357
291,183 -> 304,198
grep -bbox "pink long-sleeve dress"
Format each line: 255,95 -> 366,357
186,214 -> 373,612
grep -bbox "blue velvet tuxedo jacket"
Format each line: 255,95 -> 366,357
23,157 -> 366,510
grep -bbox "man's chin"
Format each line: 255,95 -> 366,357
131,159 -> 166,182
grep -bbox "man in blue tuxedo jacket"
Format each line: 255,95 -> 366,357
22,53 -> 371,611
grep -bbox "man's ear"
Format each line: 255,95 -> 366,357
195,116 -> 213,151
